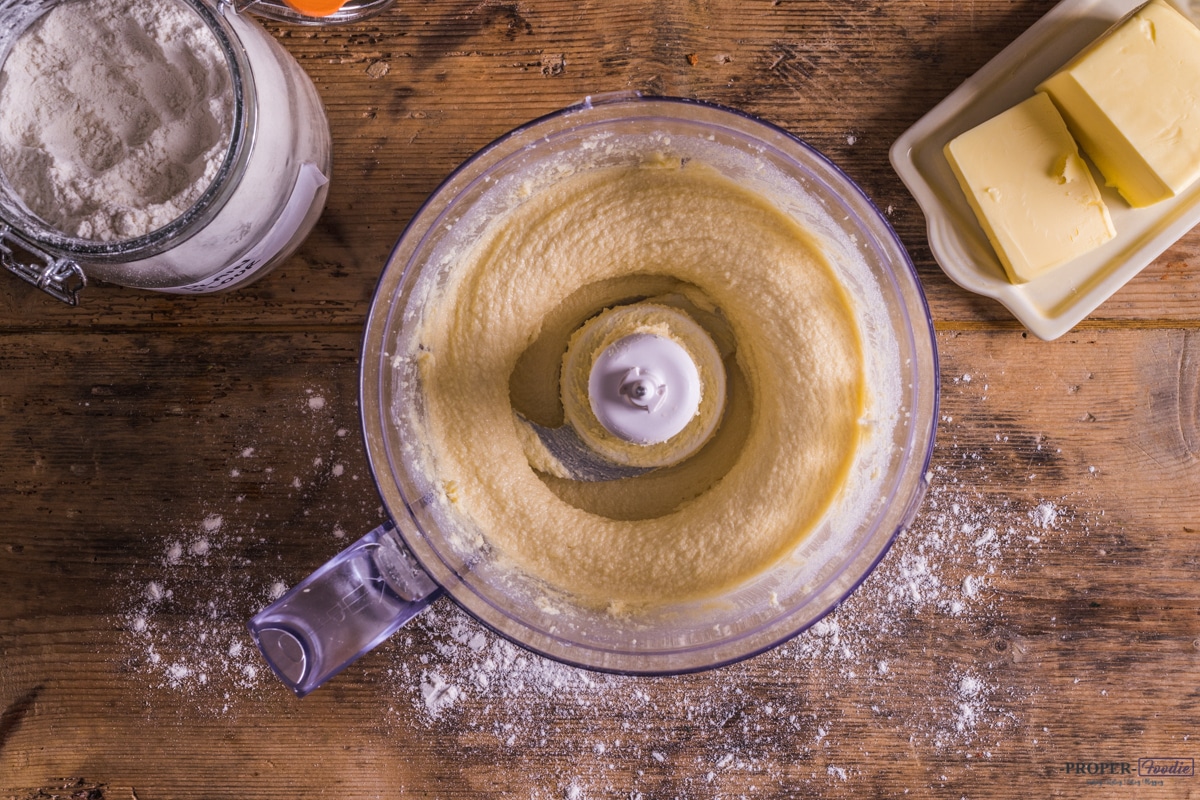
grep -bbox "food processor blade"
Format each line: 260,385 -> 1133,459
517,415 -> 654,482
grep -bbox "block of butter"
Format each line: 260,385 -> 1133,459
1036,0 -> 1200,208
944,92 -> 1116,284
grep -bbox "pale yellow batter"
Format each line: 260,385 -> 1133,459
413,158 -> 865,611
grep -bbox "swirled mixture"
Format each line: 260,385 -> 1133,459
413,159 -> 865,610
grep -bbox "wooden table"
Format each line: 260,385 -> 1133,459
3,0 -> 1199,797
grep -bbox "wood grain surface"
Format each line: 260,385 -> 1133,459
3,0 -> 1199,798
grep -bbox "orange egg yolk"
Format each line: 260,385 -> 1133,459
282,0 -> 346,16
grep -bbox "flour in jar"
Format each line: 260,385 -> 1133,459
0,0 -> 234,242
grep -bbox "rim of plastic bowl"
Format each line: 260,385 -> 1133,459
360,94 -> 939,676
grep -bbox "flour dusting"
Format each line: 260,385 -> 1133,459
123,525 -> 273,704
387,459 -> 1067,744
116,375 -> 1101,793
119,385 -> 365,711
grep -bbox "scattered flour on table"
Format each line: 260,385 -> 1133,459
368,371 -> 1102,795
1032,501 -> 1059,530
393,468 -> 1062,743
119,385 -> 368,712
122,521 -> 273,707
117,375 -> 1100,794
362,458 -> 1089,798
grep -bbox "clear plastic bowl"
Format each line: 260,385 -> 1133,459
359,94 -> 939,675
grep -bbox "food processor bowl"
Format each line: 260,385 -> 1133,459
251,93 -> 938,694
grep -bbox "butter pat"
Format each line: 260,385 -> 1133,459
944,92 -> 1115,283
1036,0 -> 1200,207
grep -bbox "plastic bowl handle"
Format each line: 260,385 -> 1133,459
247,523 -> 442,697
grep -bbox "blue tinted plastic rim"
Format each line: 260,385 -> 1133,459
360,94 -> 939,676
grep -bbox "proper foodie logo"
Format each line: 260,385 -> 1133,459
1063,758 -> 1194,786
1065,762 -> 1132,777
1138,758 -> 1195,778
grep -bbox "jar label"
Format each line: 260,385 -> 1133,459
161,161 -> 329,294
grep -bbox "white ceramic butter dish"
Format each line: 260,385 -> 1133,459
890,0 -> 1200,340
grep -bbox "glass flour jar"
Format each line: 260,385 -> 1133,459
0,0 -> 345,304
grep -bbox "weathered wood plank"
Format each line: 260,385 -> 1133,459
2,0 -> 1199,797
3,328 -> 1199,798
1,0 -> 1195,330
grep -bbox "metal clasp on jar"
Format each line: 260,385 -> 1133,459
0,224 -> 86,306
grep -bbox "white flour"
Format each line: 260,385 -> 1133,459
0,0 -> 232,241
120,384 -> 361,710
393,467 -> 1056,736
118,375 -> 1099,794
